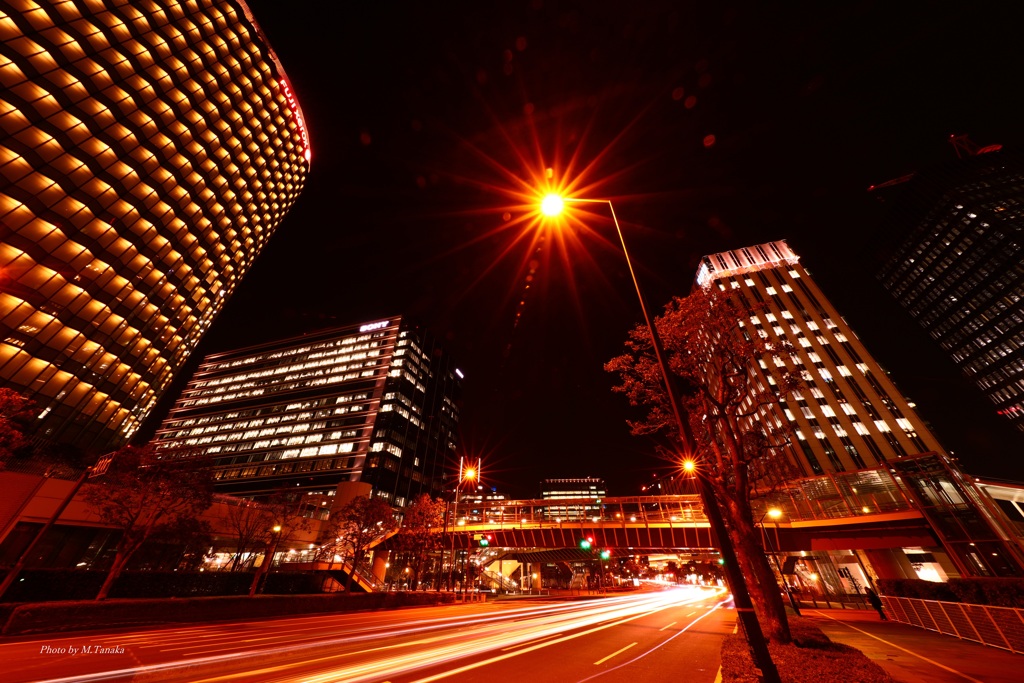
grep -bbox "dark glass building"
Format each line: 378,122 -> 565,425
0,0 -> 309,451
153,316 -> 462,506
875,148 -> 1024,435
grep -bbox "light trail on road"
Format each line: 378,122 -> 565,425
17,586 -> 727,683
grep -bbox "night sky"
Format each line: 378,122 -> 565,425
146,1 -> 1024,497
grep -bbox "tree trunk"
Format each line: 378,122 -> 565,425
95,551 -> 131,601
721,496 -> 791,643
345,549 -> 362,592
731,526 -> 791,642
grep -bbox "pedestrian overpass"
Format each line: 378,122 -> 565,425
288,457 -> 1024,590
425,492 -> 936,553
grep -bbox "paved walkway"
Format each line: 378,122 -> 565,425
802,608 -> 1021,683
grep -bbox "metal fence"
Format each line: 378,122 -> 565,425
882,595 -> 1024,654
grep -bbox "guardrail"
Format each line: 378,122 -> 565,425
882,595 -> 1024,654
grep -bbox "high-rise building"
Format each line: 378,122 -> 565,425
697,240 -> 948,476
541,477 -> 606,520
459,485 -> 507,524
153,316 -> 462,507
874,148 -> 1024,435
0,0 -> 309,451
697,240 -> 1024,577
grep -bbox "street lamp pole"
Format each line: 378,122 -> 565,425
760,508 -> 801,615
446,458 -> 478,592
546,196 -> 779,683
447,457 -> 463,591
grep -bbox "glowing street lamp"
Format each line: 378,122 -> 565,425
542,193 -> 779,683
759,507 -> 800,615
446,456 -> 481,591
540,193 -> 564,216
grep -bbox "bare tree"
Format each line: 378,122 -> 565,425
247,491 -> 314,595
606,285 -> 802,642
224,499 -> 274,571
82,444 -> 213,600
390,494 -> 446,590
327,495 -> 397,592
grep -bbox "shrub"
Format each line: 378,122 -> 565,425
110,571 -> 252,598
875,578 -> 957,602
721,616 -> 894,682
264,571 -> 329,595
1,569 -> 106,602
948,578 -> 1024,608
877,577 -> 1024,607
0,569 -> 333,603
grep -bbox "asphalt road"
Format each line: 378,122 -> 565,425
1,585 -> 733,683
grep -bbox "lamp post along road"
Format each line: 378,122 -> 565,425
761,508 -> 801,616
544,195 -> 780,683
446,458 -> 478,592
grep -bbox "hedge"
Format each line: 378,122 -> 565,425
0,569 -> 335,603
877,577 -> 1024,608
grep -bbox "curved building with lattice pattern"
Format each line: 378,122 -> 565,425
0,0 -> 309,451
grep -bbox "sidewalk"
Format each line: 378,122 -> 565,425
801,607 -> 1021,683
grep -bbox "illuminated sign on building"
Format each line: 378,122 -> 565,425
360,321 -> 390,333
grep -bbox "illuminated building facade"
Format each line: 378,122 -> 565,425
874,149 -> 1024,436
0,0 -> 309,451
698,240 -> 950,475
153,317 -> 462,506
541,477 -> 606,520
698,240 -> 1024,577
459,485 -> 506,524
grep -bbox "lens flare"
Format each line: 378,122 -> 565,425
540,194 -> 564,216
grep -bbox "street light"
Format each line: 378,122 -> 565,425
542,195 -> 779,683
446,456 -> 480,592
759,507 -> 800,616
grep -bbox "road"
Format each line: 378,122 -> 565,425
1,585 -> 733,683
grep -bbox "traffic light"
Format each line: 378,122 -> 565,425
579,537 -> 592,551
717,558 -> 725,565
479,535 -> 491,547
599,549 -> 611,560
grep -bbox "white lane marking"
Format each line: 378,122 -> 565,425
659,621 -> 677,631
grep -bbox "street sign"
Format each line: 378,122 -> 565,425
89,452 -> 115,478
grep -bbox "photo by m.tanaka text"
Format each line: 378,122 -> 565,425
40,644 -> 125,656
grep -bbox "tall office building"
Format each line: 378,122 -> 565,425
696,240 -> 949,476
541,477 -> 607,520
698,240 -> 1024,576
153,316 -> 462,506
874,148 -> 1024,435
0,0 -> 309,451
